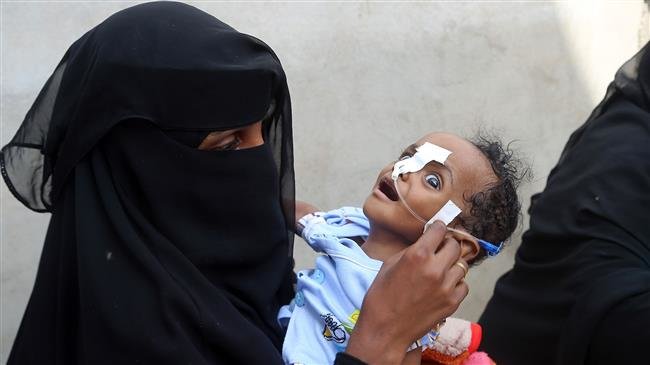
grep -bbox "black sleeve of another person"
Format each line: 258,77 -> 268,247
586,291 -> 650,364
334,353 -> 368,365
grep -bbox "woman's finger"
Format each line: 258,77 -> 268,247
446,258 -> 469,285
451,280 -> 470,304
433,235 -> 462,271
413,220 -> 448,254
442,279 -> 470,319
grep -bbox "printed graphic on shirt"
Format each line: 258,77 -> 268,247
320,313 -> 347,344
342,309 -> 360,334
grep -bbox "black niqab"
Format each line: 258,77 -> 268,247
2,2 -> 295,364
479,43 -> 650,364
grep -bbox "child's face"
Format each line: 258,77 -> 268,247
363,132 -> 497,243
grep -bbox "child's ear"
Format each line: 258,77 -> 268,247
458,236 -> 480,262
447,229 -> 480,262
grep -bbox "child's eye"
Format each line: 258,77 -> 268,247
425,174 -> 441,190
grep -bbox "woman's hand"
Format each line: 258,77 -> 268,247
345,221 -> 469,365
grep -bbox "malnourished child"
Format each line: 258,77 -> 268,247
280,132 -> 526,365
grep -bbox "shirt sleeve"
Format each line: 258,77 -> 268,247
299,207 -> 370,254
586,290 -> 650,364
334,352 -> 368,365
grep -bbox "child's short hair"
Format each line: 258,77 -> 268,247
458,132 -> 530,264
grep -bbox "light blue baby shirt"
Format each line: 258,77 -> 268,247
277,207 -> 382,365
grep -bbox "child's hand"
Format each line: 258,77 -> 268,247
294,200 -> 320,234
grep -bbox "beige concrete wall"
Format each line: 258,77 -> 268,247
1,1 -> 648,361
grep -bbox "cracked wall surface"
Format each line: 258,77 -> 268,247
1,2 -> 648,361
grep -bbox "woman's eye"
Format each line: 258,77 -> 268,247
215,136 -> 241,151
425,174 -> 441,190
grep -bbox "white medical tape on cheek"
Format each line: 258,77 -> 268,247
423,200 -> 462,232
391,142 -> 452,180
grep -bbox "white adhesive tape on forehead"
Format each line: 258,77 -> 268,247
391,142 -> 452,180
423,200 -> 462,232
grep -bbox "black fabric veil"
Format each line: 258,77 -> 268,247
479,44 -> 650,364
2,2 -> 296,364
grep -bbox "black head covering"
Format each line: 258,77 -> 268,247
2,2 -> 295,364
479,44 -> 650,364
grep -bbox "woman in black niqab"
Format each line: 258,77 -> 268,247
2,2 -> 295,363
479,43 -> 650,364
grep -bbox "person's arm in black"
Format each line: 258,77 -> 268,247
587,290 -> 650,364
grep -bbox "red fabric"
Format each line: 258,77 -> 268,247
421,321 -> 488,364
469,323 -> 482,354
421,349 -> 469,365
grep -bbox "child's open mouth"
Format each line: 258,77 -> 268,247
379,177 -> 399,201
